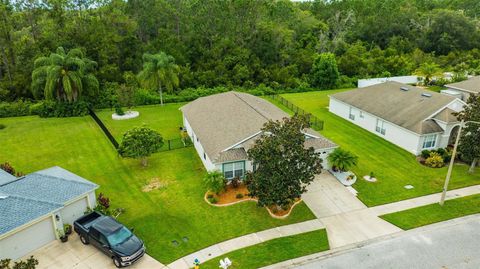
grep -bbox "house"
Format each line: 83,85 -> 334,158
0,166 -> 98,260
444,76 -> 480,101
180,91 -> 337,179
329,82 -> 465,155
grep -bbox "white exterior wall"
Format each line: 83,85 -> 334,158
61,195 -> 89,225
329,98 -> 425,155
0,216 -> 56,260
358,76 -> 419,88
183,115 -> 216,171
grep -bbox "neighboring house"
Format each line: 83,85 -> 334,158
445,76 -> 480,101
0,166 -> 98,260
358,75 -> 419,88
329,82 -> 465,155
180,91 -> 337,179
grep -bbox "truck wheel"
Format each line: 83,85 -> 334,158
113,257 -> 122,268
80,234 -> 89,245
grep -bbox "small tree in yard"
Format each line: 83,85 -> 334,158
116,84 -> 136,110
247,115 -> 323,210
203,171 -> 226,194
118,126 -> 164,167
454,93 -> 480,173
310,53 -> 340,90
327,148 -> 358,172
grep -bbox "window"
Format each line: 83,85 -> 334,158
359,111 -> 364,119
349,107 -> 355,120
203,152 -> 206,160
422,135 -> 437,149
376,119 -> 386,135
223,161 -> 245,180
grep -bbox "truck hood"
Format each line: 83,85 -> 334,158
113,235 -> 143,256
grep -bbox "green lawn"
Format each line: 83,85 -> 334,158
201,229 -> 329,269
268,90 -> 480,206
95,103 -> 184,141
0,115 -> 315,264
380,194 -> 480,230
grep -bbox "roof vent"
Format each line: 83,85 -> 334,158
422,93 -> 432,98
400,86 -> 409,91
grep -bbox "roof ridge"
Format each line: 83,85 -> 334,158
1,192 -> 63,207
232,91 -> 271,121
33,170 -> 97,187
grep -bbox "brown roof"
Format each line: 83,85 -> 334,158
181,91 -> 336,162
446,76 -> 480,93
433,108 -> 459,123
331,82 -> 456,134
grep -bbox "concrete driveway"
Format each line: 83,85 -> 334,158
24,233 -> 165,269
302,172 -> 366,218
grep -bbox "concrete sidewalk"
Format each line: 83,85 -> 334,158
167,219 -> 325,269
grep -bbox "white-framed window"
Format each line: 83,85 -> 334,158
375,119 -> 386,135
349,107 -> 355,120
359,111 -> 364,119
223,161 -> 245,180
422,134 -> 437,149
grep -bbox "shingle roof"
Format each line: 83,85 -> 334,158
0,166 -> 98,236
0,169 -> 16,186
181,91 -> 336,162
331,82 -> 457,134
446,76 -> 480,93
433,108 -> 459,123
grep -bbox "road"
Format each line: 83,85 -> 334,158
294,215 -> 480,269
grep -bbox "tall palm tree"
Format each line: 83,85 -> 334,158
327,148 -> 358,172
31,47 -> 99,102
137,52 -> 180,105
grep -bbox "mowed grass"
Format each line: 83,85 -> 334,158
268,90 -> 480,206
0,115 -> 315,263
201,229 -> 329,269
381,194 -> 480,230
95,103 -> 184,141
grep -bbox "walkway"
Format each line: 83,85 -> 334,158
167,219 -> 325,269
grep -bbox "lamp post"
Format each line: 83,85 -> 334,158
440,120 -> 480,206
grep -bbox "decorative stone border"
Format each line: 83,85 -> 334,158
363,175 -> 377,182
112,110 -> 139,120
329,170 -> 357,186
204,192 -> 302,219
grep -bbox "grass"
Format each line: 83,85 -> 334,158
200,229 -> 329,269
0,115 -> 315,264
380,194 -> 480,230
95,103 -> 184,141
267,90 -> 480,206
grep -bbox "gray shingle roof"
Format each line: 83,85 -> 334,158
181,91 -> 336,162
446,76 -> 480,93
0,166 -> 98,236
331,82 -> 457,134
0,169 -> 16,185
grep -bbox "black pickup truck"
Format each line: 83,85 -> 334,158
74,212 -> 145,268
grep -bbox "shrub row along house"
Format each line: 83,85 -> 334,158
329,81 -> 465,155
180,91 -> 337,179
0,167 -> 98,260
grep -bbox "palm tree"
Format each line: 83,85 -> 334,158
31,47 -> 99,102
415,62 -> 443,85
327,148 -> 358,172
137,52 -> 180,105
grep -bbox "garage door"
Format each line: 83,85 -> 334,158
61,196 -> 88,225
0,216 -> 56,260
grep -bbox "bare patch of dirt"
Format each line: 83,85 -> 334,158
142,178 -> 168,192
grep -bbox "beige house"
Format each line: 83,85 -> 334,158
445,76 -> 480,101
180,91 -> 337,180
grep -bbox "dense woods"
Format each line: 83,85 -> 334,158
1,0 -> 480,105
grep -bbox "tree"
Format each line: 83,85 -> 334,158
118,126 -> 164,167
203,170 -> 226,194
31,47 -> 99,102
414,62 -> 442,85
455,94 -> 480,173
327,148 -> 358,172
137,52 -> 179,105
116,84 -> 136,109
246,115 -> 322,209
310,53 -> 339,89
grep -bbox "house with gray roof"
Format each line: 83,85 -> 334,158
445,76 -> 480,101
0,166 -> 98,260
180,91 -> 337,179
329,82 -> 466,155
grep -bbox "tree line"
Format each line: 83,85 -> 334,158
1,0 -> 480,104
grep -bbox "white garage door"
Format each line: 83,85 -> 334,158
0,216 -> 56,260
61,196 -> 88,225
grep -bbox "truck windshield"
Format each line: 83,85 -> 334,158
107,227 -> 132,246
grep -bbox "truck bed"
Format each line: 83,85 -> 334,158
74,211 -> 102,233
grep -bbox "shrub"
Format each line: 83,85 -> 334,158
114,104 -> 125,116
425,152 -> 444,168
369,171 -> 375,178
35,101 -> 90,118
207,194 -> 214,199
0,124 -> 5,130
435,148 -> 446,155
236,193 -> 244,199
231,177 -> 240,189
207,197 -> 218,204
328,148 -> 358,172
0,256 -> 39,269
421,149 -> 431,159
203,171 -> 226,194
0,162 -> 23,176
0,101 -> 32,118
